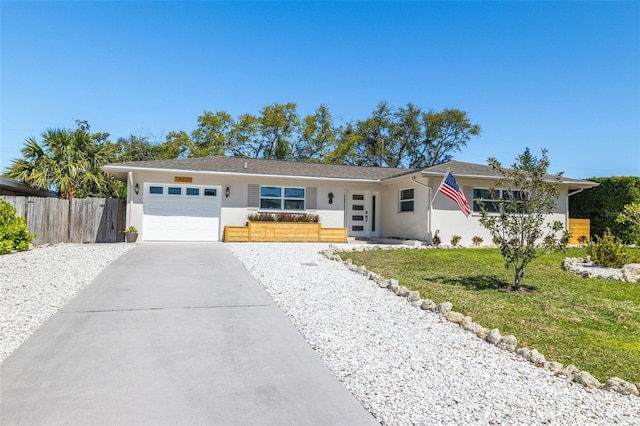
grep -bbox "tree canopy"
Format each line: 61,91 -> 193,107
4,101 -> 481,199
152,101 -> 481,166
5,121 -> 118,199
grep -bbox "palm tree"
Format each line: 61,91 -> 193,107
6,124 -> 114,199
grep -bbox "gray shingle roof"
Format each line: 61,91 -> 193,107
103,156 -> 597,188
103,156 -> 418,181
0,177 -> 59,197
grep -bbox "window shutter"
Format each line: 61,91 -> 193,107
248,184 -> 259,207
463,186 -> 474,211
306,187 -> 317,210
463,186 -> 473,203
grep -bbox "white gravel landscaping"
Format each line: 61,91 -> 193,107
227,243 -> 640,426
0,243 -> 135,361
2,242 -> 639,424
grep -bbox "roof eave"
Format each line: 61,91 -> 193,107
419,170 -> 599,188
101,165 -> 383,183
420,170 -> 500,180
379,170 -> 424,184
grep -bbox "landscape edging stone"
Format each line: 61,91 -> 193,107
321,244 -> 639,398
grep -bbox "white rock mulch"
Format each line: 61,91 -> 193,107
2,242 -> 638,424
228,243 -> 640,426
0,243 -> 136,362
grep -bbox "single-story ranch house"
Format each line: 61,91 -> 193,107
102,156 -> 598,244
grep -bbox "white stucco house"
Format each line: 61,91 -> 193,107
102,156 -> 597,244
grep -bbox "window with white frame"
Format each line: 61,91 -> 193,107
473,188 -> 528,213
399,188 -> 414,212
260,186 -> 305,210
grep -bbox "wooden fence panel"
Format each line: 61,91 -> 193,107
569,218 -> 591,245
2,196 -> 125,245
26,197 -> 69,246
96,198 -> 123,243
69,198 -> 83,243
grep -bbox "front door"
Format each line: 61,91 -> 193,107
347,191 -> 379,238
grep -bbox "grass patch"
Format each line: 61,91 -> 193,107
337,247 -> 640,384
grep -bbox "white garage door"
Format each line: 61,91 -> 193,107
143,183 -> 221,242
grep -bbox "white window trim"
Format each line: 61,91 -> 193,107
259,185 -> 306,212
399,188 -> 415,213
473,188 -> 528,214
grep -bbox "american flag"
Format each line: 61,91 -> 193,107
438,172 -> 471,217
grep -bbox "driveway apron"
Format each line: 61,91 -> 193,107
1,243 -> 378,426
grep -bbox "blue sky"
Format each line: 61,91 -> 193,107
1,1 -> 638,179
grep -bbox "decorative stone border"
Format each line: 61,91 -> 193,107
562,257 -> 640,282
321,244 -> 640,398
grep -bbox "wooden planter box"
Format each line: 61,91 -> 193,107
224,222 -> 347,243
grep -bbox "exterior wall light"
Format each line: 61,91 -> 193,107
225,186 -> 230,198
134,183 -> 139,195
328,192 -> 334,204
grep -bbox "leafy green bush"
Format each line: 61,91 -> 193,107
570,176 -> 640,244
617,202 -> 640,227
247,212 -> 320,223
450,234 -> 462,247
0,199 -> 33,255
586,228 -> 633,267
431,233 -> 441,246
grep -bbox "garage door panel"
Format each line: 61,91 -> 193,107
143,184 -> 221,242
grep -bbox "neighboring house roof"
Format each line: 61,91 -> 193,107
0,177 -> 59,197
102,156 -> 597,189
420,161 -> 598,189
103,156 -> 419,182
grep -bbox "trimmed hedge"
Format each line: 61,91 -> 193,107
569,176 -> 640,244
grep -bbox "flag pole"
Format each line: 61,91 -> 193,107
429,171 -> 450,209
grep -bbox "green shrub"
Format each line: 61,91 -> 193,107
451,234 -> 462,247
247,212 -> 320,223
570,176 -> 640,244
472,236 -> 484,247
0,199 -> 33,255
586,228 -> 633,267
431,233 -> 441,247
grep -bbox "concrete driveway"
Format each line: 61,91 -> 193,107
0,243 -> 378,426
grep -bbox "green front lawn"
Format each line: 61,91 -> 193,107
337,247 -> 640,384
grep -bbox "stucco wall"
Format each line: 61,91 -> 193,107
125,169 -> 573,244
127,171 -> 380,241
379,177 -> 431,240
430,177 -> 570,246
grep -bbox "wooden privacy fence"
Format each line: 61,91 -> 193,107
568,218 -> 591,244
2,196 -> 126,245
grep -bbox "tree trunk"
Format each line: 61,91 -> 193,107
514,266 -> 525,291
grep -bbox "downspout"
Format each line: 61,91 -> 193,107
566,188 -> 584,231
127,171 -> 133,230
411,176 -> 432,244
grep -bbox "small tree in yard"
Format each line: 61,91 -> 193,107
478,148 -> 569,291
